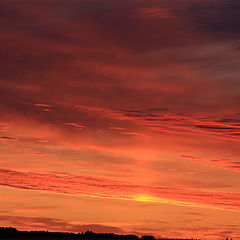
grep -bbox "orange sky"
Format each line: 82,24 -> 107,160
0,1 -> 240,239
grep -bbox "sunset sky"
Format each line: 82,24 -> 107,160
0,0 -> 240,239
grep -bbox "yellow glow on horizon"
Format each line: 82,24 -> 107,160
133,194 -> 165,203
132,194 -> 227,211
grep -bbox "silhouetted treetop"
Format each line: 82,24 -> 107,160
0,227 -> 199,240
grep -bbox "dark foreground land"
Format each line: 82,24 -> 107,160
0,227 -> 197,240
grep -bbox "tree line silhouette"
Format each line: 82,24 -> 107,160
0,227 -> 198,240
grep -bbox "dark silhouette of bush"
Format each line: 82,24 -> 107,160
0,227 -> 199,240
141,235 -> 156,240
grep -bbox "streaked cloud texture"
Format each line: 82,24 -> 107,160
1,0 -> 240,239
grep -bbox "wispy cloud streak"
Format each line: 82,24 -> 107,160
0,169 -> 239,211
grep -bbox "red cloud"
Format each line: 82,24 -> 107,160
64,123 -> 86,129
0,215 -> 123,233
0,169 -> 240,211
35,104 -> 51,107
0,1 -> 240,238
136,8 -> 176,19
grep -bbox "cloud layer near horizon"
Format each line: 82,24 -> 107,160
1,169 -> 240,211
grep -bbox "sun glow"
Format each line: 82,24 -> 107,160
132,194 -> 224,210
133,194 -> 170,203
